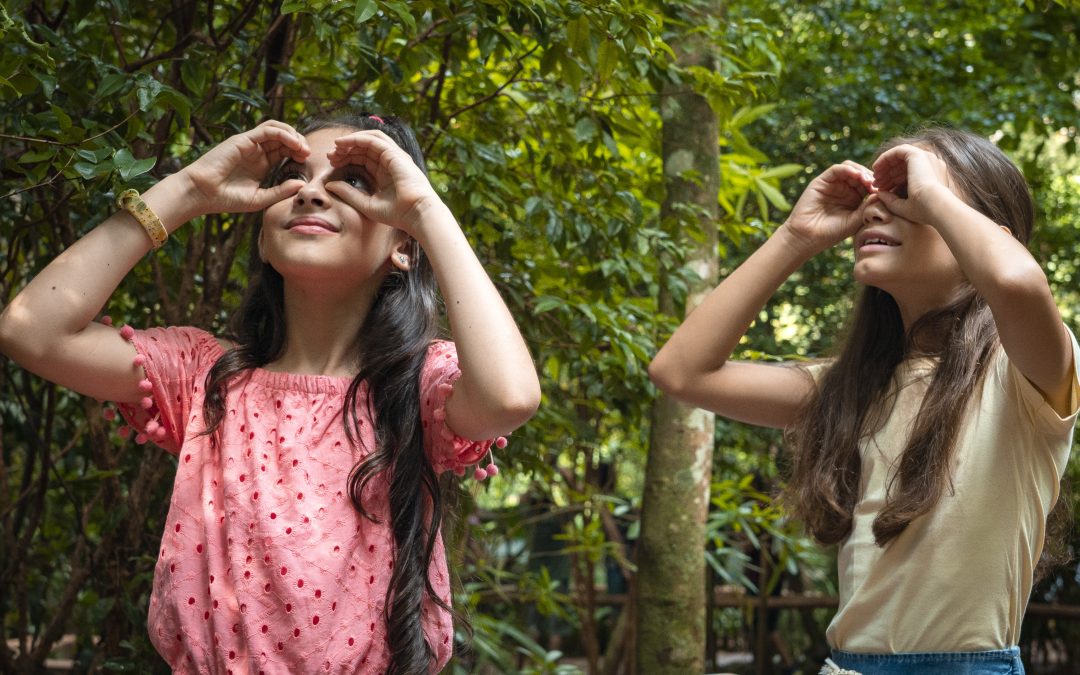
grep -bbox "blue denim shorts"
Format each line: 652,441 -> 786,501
828,647 -> 1024,675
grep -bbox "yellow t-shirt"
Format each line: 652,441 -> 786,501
809,331 -> 1079,652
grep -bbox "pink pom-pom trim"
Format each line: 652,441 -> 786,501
473,467 -> 488,481
146,420 -> 160,434
117,426 -> 131,439
138,379 -> 153,393
140,397 -> 154,410
486,463 -> 499,476
135,433 -> 148,444
153,427 -> 167,441
495,436 -> 507,449
432,408 -> 446,423
102,408 -> 116,421
100,316 -> 113,326
119,325 -> 135,340
437,382 -> 454,395
133,354 -> 146,366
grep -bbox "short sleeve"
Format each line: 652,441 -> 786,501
113,325 -> 223,455
420,340 -> 505,478
995,325 -> 1080,436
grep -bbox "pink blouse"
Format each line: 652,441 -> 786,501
114,326 -> 501,674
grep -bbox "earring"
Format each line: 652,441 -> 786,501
397,255 -> 407,264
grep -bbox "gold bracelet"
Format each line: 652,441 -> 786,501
116,189 -> 168,249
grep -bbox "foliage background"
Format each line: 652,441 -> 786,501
1,0 -> 1079,673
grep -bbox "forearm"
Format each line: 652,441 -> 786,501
926,187 -> 1049,303
0,173 -> 203,355
926,186 -> 1071,404
650,225 -> 812,394
413,202 -> 540,434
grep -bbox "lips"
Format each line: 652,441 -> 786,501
855,229 -> 900,249
286,216 -> 339,233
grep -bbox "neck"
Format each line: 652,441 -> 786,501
267,275 -> 385,377
891,284 -> 969,353
885,281 -> 965,334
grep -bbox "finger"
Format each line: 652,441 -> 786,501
822,164 -> 871,197
872,162 -> 906,192
329,131 -> 400,166
248,124 -> 309,160
256,119 -> 305,143
841,160 -> 876,189
871,146 -> 915,181
875,189 -> 914,219
248,179 -> 304,211
325,180 -> 375,214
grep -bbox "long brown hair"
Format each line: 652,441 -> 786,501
785,127 -> 1062,559
202,114 -> 453,674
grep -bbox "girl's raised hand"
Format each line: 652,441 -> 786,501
323,130 -> 442,237
781,161 -> 875,257
872,144 -> 955,225
182,120 -> 310,215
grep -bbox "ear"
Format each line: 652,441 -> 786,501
389,236 -> 412,272
257,226 -> 268,263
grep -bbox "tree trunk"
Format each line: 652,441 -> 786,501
635,2 -> 721,672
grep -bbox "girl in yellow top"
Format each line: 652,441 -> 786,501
650,127 -> 1078,674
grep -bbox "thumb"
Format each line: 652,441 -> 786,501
325,181 -> 375,215
875,189 -> 914,220
249,180 -> 303,211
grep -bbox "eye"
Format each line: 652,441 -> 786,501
276,169 -> 305,184
344,172 -> 372,192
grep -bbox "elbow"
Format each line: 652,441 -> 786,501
494,379 -> 542,432
987,259 -> 1052,305
0,302 -> 35,363
648,352 -> 685,398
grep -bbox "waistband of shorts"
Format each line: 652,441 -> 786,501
831,647 -> 1021,664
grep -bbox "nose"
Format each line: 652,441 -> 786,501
295,180 -> 329,208
862,193 -> 891,225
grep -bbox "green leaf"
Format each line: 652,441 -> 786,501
754,178 -> 791,211
17,148 -> 55,164
180,60 -> 207,94
135,75 -> 164,112
566,16 -> 590,56
533,296 -> 563,314
597,36 -> 619,82
113,148 -> 156,180
730,103 -> 776,130
757,163 -> 803,180
354,0 -> 377,23
73,159 -> 114,179
382,1 -> 416,32
573,117 -> 598,143
51,104 -> 71,132
96,72 -> 128,99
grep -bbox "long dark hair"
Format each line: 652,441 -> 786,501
202,114 -> 450,674
787,127 -> 1068,575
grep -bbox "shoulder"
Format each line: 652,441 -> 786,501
133,326 -> 227,369
423,339 -> 459,369
139,325 -> 223,348
986,327 -> 1080,433
797,358 -> 834,386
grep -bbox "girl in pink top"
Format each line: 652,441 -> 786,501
0,114 -> 541,674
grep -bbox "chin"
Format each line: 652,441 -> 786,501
853,261 -> 878,286
853,263 -> 901,295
